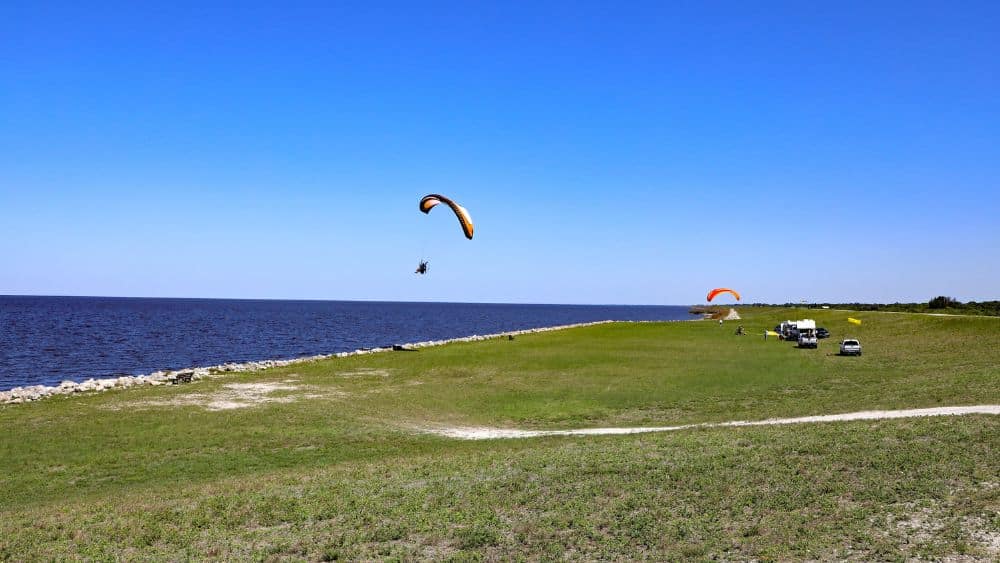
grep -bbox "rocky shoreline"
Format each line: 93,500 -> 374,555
0,320 -> 620,406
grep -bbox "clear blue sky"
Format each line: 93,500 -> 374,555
2,1 -> 998,304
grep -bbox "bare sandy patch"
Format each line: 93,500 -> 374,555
870,499 -> 1000,561
205,383 -> 300,410
420,405 -> 1000,440
961,516 -> 1000,560
122,382 -> 338,411
338,368 -> 393,378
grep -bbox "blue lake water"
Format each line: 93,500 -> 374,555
0,296 -> 694,390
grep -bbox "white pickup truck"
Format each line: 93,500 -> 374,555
840,339 -> 862,356
797,331 -> 818,348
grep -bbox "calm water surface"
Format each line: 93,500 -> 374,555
0,296 -> 694,390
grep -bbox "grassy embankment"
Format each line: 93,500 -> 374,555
1,308 -> 997,560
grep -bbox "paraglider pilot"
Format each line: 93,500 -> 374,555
415,260 -> 428,275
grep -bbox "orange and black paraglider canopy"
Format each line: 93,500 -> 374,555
419,194 -> 474,240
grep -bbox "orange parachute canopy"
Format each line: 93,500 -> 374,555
706,288 -> 741,302
419,194 -> 474,240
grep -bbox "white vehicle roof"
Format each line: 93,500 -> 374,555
795,319 -> 816,330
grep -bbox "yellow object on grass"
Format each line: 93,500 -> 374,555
848,317 -> 862,325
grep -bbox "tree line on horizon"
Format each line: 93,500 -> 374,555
744,297 -> 1000,317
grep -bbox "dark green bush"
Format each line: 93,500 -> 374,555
928,296 -> 959,309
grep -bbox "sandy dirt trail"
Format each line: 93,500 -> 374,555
424,405 -> 1000,440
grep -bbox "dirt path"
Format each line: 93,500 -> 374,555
422,405 -> 1000,440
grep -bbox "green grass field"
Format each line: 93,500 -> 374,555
2,308 -> 997,560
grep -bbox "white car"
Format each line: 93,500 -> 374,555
840,339 -> 862,356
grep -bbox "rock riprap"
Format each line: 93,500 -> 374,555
0,321 -> 616,405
